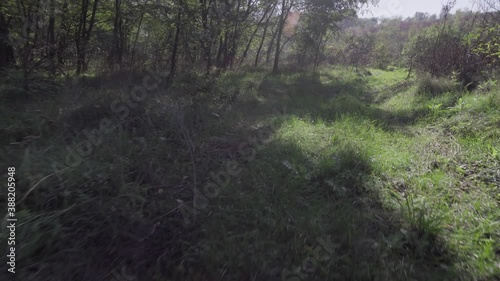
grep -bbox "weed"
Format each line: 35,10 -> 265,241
477,79 -> 498,93
427,103 -> 444,118
394,193 -> 445,237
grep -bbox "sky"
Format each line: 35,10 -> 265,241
360,0 -> 478,18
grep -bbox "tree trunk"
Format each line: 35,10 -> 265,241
240,3 -> 272,66
84,0 -> 99,73
222,31 -> 229,68
131,0 -> 148,69
109,0 -> 123,70
76,0 -> 99,75
57,0 -> 69,66
48,0 -> 56,75
76,0 -> 87,75
255,3 -> 275,67
0,13 -> 15,69
169,0 -> 183,80
273,0 -> 288,73
216,32 -> 227,67
266,19 -> 278,64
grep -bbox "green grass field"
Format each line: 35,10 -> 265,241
1,67 -> 499,280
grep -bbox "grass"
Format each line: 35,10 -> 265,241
0,66 -> 499,280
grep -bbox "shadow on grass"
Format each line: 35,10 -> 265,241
186,135 -> 466,280
173,70 -> 473,280
6,69 -> 480,281
228,72 -> 424,134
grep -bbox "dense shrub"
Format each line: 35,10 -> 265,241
0,68 -> 60,100
406,26 -> 465,77
405,22 -> 499,89
372,43 -> 392,70
415,74 -> 463,96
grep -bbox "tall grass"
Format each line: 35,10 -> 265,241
1,67 -> 499,280
416,74 -> 463,96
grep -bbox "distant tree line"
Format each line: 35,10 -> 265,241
0,0 -> 374,78
328,1 -> 500,87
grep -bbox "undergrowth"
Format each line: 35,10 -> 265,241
0,67 -> 498,281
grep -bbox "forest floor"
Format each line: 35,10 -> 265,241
1,67 -> 499,281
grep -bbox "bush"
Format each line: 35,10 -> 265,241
0,68 -> 60,101
3,81 -> 199,280
406,26 -> 462,75
373,43 -> 392,70
405,25 -> 485,88
416,75 -> 463,96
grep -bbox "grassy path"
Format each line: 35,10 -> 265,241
186,67 -> 500,280
1,67 -> 498,281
